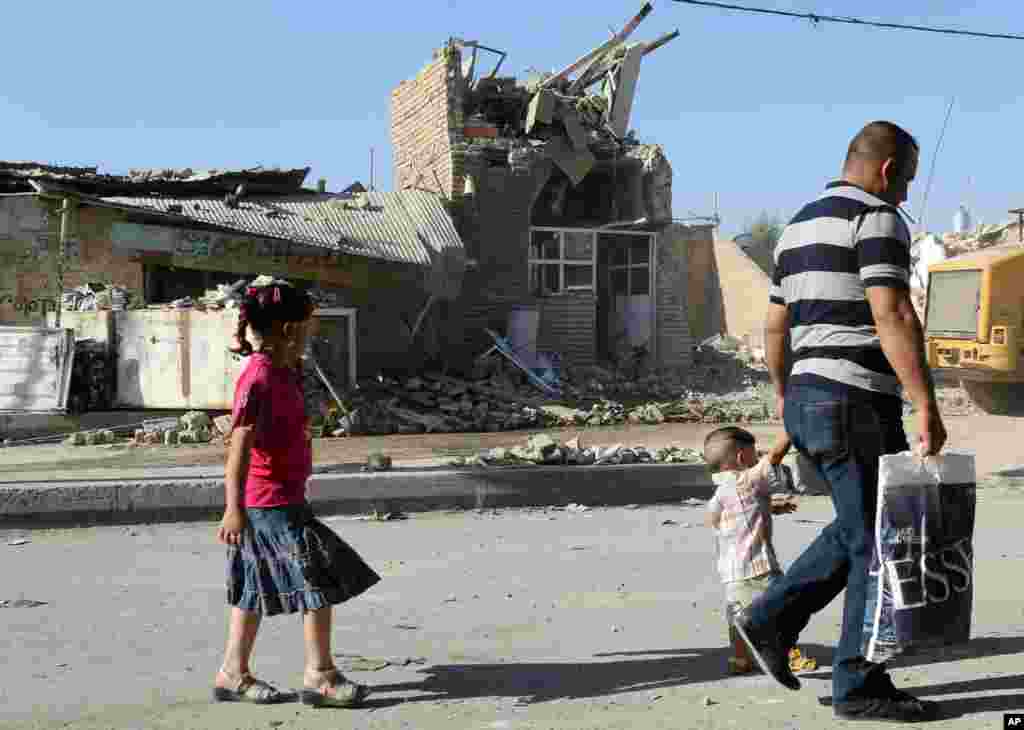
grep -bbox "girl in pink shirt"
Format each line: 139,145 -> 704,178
213,279 -> 379,709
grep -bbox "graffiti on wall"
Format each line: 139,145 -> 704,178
0,293 -> 59,315
112,221 -> 355,273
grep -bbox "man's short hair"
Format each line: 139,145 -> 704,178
703,426 -> 756,473
844,121 -> 919,172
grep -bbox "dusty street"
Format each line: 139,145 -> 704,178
3,485 -> 1024,729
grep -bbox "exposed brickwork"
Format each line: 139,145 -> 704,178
390,43 -> 464,202
0,199 -> 144,324
537,293 -> 596,366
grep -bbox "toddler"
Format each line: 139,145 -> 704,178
704,427 -> 800,675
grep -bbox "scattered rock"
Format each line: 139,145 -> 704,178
703,696 -> 716,707
0,599 -> 48,608
6,539 -> 30,546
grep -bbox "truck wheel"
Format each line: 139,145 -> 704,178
960,380 -> 1024,416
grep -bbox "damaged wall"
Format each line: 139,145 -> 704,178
0,197 -> 144,324
656,224 -> 709,369
683,227 -> 726,344
391,43 -> 465,202
714,238 -> 771,349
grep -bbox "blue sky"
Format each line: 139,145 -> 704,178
3,1 -> 1021,236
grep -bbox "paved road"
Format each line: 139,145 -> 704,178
3,489 -> 1024,729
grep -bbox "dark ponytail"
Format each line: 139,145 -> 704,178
229,305 -> 254,356
227,278 -> 314,355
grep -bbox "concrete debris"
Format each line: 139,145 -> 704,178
6,539 -> 30,546
450,434 -> 704,468
62,284 -> 138,312
453,4 -> 677,206
364,453 -> 393,472
0,599 -> 48,608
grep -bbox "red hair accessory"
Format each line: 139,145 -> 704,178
246,287 -> 257,297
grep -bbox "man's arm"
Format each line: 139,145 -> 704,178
857,207 -> 946,455
765,302 -> 790,418
865,286 -> 946,454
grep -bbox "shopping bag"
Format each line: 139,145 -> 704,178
863,451 -> 976,663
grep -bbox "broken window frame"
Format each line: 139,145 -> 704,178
604,231 -> 654,297
528,227 -> 597,297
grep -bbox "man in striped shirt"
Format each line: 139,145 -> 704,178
732,121 -> 948,723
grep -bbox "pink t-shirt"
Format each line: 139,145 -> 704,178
231,353 -> 312,508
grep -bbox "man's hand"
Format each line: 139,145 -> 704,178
217,508 -> 246,546
916,405 -> 947,457
771,495 -> 798,515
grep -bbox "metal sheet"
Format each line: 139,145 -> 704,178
0,326 -> 75,413
101,190 -> 463,268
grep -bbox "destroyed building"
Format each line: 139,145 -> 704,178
391,6 -> 717,371
0,162 -> 464,410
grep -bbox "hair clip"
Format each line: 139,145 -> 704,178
246,287 -> 257,297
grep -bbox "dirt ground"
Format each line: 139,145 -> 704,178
0,411 -> 1019,484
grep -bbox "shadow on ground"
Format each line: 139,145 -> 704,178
358,636 -> 1024,720
361,643 -> 834,709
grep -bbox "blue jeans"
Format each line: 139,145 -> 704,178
747,385 -> 908,701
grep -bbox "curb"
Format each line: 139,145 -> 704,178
0,463 -> 715,528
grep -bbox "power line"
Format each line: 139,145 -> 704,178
671,0 -> 1024,42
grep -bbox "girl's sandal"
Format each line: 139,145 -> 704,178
213,673 -> 290,705
301,670 -> 371,709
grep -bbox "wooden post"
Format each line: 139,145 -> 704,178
54,197 -> 73,330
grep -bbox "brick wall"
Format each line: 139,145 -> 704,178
0,198 -> 144,324
390,44 -> 464,201
537,293 -> 596,367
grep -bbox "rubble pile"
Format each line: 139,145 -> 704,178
309,372 -> 551,437
305,334 -> 775,437
447,433 -> 704,468
62,284 -> 138,312
63,411 -> 216,447
66,340 -> 115,413
450,4 -> 678,206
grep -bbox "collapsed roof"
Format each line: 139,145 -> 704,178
453,1 -> 678,186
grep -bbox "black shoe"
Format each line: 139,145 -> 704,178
731,608 -> 800,691
834,691 -> 940,723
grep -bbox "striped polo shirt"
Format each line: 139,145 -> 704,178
770,182 -> 912,398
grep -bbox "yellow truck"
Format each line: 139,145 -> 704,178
925,244 -> 1024,413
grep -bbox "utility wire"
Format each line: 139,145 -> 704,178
918,97 -> 956,233
672,0 -> 1024,42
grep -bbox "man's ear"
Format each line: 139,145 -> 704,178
880,157 -> 897,188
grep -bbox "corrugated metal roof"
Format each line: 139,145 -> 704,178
100,190 -> 462,266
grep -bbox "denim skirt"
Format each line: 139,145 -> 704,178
226,502 -> 381,616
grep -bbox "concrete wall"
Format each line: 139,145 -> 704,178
715,239 -> 772,348
655,224 -> 703,369
684,228 -> 726,345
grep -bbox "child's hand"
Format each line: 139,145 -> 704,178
217,509 -> 246,546
768,434 -> 792,465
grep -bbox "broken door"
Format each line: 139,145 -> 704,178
598,232 -> 653,361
